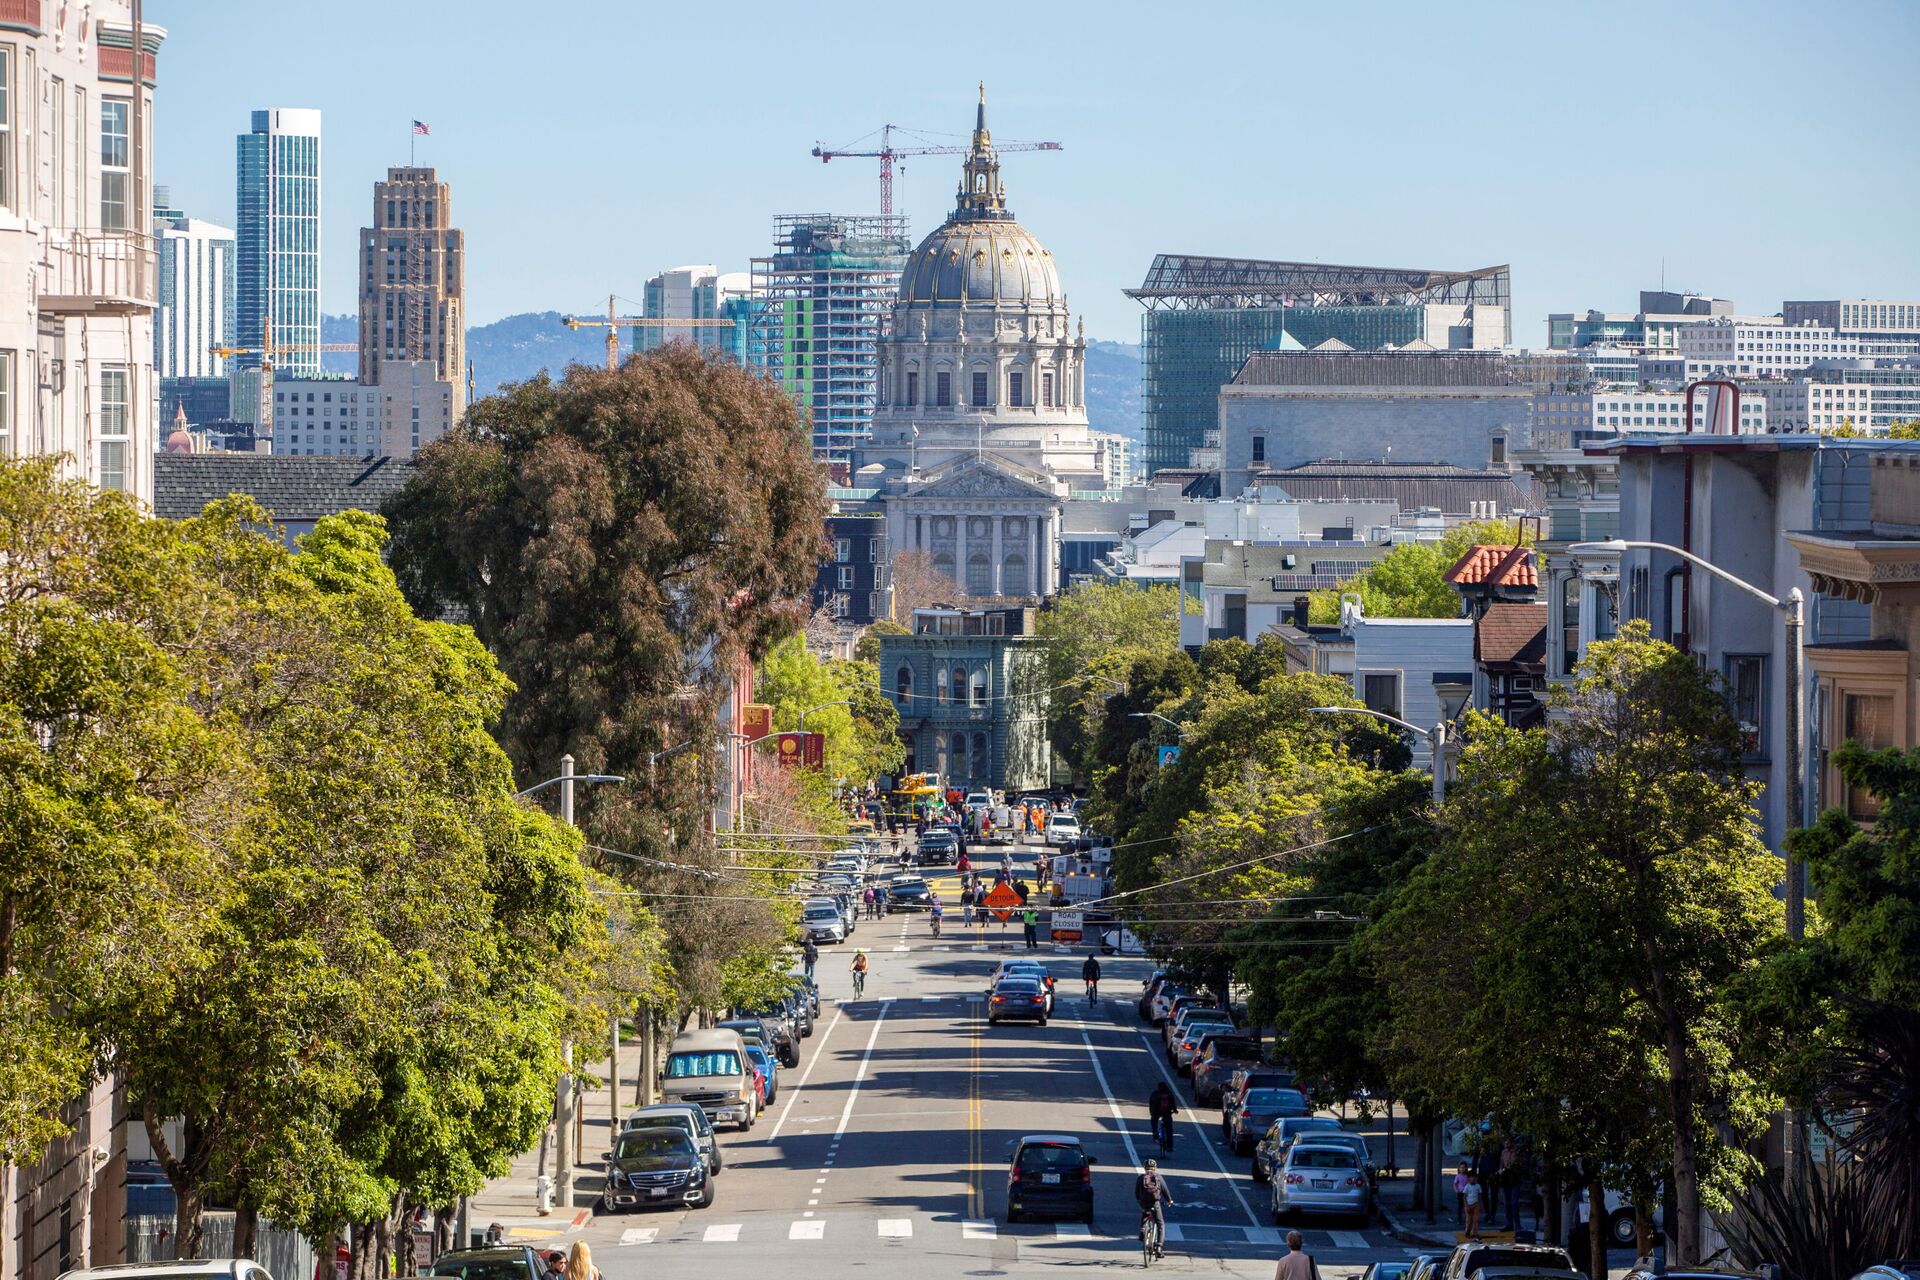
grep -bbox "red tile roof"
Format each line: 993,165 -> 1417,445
1476,602 -> 1548,668
1445,543 -> 1538,589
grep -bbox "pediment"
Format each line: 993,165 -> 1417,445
903,458 -> 1059,503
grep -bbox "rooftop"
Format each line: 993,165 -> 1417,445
1476,602 -> 1549,667
153,454 -> 414,523
1127,255 -> 1510,312
1230,349 -> 1528,389
1445,544 -> 1538,590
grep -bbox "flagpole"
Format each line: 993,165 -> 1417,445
410,120 -> 415,166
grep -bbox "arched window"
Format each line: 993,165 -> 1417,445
934,550 -> 956,584
972,732 -> 989,775
949,666 -> 965,704
967,551 -> 991,597
935,665 -> 949,704
933,733 -> 949,778
970,669 -> 987,708
900,731 -> 917,775
895,664 -> 913,705
950,731 -> 969,780
1003,551 -> 1028,598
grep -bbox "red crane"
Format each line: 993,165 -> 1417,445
812,122 -> 1062,217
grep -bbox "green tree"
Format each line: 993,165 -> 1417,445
755,633 -> 905,786
1028,581 -> 1184,773
853,619 -> 909,665
1308,519 -> 1534,622
1886,418 -> 1920,439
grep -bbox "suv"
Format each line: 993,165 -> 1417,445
424,1249 -> 545,1280
1439,1243 -> 1576,1280
917,829 -> 958,865
1191,1035 -> 1261,1104
1006,1134 -> 1095,1223
1046,814 -> 1081,847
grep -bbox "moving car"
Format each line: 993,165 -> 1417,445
1191,1035 -> 1262,1105
661,1029 -> 757,1130
1438,1243 -> 1576,1280
917,829 -> 959,865
1226,1086 -> 1311,1156
1268,1142 -> 1369,1225
1252,1116 -> 1347,1182
424,1248 -> 544,1280
988,977 -> 1050,1026
621,1102 -> 722,1174
1006,1134 -> 1095,1223
601,1127 -> 714,1211
802,902 -> 846,943
885,876 -> 932,911
988,960 -> 1056,1012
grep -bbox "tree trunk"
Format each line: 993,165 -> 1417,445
534,1118 -> 551,1181
393,1198 -> 417,1279
1655,996 -> 1703,1264
1586,1178 -> 1608,1280
374,1210 -> 396,1279
233,1206 -> 258,1260
1633,1199 -> 1655,1258
432,1207 -> 454,1260
349,1221 -> 378,1280
145,1105 -> 208,1260
1543,1169 -> 1561,1248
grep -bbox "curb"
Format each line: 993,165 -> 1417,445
1378,1205 -> 1455,1249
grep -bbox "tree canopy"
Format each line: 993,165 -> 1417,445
1309,519 -> 1534,622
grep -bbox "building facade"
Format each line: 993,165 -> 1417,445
0,4 -> 165,507
1783,299 -> 1920,349
1129,256 -> 1512,473
814,510 -> 890,624
1531,386 -> 1766,441
750,214 -> 909,466
641,264 -> 751,364
154,208 -> 233,379
236,108 -> 322,377
1675,318 -> 1859,379
883,455 -> 1063,600
879,605 -> 1049,792
269,376 -> 378,455
358,167 -> 465,419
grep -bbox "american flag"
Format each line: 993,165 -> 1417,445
412,120 -> 431,136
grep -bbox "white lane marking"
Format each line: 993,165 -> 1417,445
1077,1027 -> 1147,1175
1330,1229 -> 1369,1249
702,1224 -> 740,1243
920,994 -> 942,1002
616,1227 -> 656,1245
962,1219 -> 997,1239
766,1005 -> 846,1143
834,1000 -> 891,1139
878,1219 -> 913,1238
1136,1031 -> 1262,1229
1054,1222 -> 1091,1237
892,945 -> 910,952
789,1220 -> 825,1240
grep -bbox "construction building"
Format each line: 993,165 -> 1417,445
358,167 -> 466,420
749,214 -> 910,466
1127,255 -> 1512,474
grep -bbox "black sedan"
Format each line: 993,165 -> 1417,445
601,1129 -> 713,1211
988,977 -> 1050,1026
885,876 -> 932,911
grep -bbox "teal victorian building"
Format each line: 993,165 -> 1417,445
879,605 -> 1051,793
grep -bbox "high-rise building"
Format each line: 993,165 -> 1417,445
640,265 -> 752,364
0,5 -> 165,503
236,108 -> 322,377
750,214 -> 910,466
1782,300 -> 1920,355
154,205 -> 235,379
358,167 -> 466,418
1127,256 -> 1511,474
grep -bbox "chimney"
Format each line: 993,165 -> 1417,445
1292,596 -> 1310,629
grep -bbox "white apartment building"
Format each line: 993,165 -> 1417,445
1741,379 -> 1875,434
1090,430 -> 1133,491
1533,387 -> 1767,437
272,376 -> 379,455
1677,319 -> 1861,379
154,211 -> 234,379
0,6 -> 164,505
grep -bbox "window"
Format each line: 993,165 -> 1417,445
1251,435 -> 1266,463
895,665 -> 913,704
935,667 -> 949,704
906,370 -> 918,406
100,365 -> 129,436
970,670 -> 987,708
0,351 -> 11,456
971,370 -> 989,406
950,732 -> 968,776
1490,435 -> 1507,466
966,551 -> 991,596
837,566 -> 855,590
936,371 -> 952,407
949,667 -> 965,703
834,538 -> 851,563
100,100 -> 130,230
1724,655 -> 1766,757
1042,371 -> 1055,408
1842,693 -> 1894,820
1003,551 -> 1027,597
98,440 -> 128,491
0,51 -> 11,211
1009,371 -> 1024,407
1360,672 -> 1401,719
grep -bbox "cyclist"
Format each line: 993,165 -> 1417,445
1135,1158 -> 1172,1259
850,948 -> 869,996
1081,953 -> 1102,1005
929,894 -> 944,938
1147,1080 -> 1177,1152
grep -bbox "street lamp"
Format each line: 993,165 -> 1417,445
1127,711 -> 1186,738
514,756 -> 625,825
798,700 -> 852,729
1568,538 -> 1806,941
1078,672 -> 1127,692
1307,706 -> 1450,804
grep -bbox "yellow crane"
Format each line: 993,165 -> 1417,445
562,294 -> 735,372
209,321 -> 359,439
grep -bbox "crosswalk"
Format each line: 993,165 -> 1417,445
612,1216 -> 1396,1251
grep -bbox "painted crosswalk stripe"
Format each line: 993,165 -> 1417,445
1054,1223 -> 1091,1238
877,1219 -> 912,1238
962,1219 -> 997,1240
1329,1230 -> 1369,1249
789,1220 -> 825,1240
920,994 -> 942,1001
617,1228 -> 656,1245
702,1224 -> 741,1243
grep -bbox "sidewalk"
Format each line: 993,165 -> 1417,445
468,1050 -> 643,1244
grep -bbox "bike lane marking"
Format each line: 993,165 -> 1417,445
1135,1032 -> 1262,1229
765,1003 -> 845,1143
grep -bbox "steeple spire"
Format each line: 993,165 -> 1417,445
955,83 -> 1008,221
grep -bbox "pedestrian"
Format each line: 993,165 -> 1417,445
566,1243 -> 599,1280
1496,1137 -> 1519,1229
801,935 -> 818,980
540,1251 -> 564,1280
1014,879 -> 1029,905
1022,906 -> 1039,950
1454,1163 -> 1471,1223
1463,1170 -> 1483,1240
1271,1229 -> 1320,1280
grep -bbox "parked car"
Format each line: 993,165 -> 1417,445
1046,814 -> 1082,847
716,1017 -> 780,1063
791,972 -> 821,1016
601,1127 -> 714,1211
1223,1066 -> 1297,1117
802,902 -> 846,943
1191,1035 -> 1261,1105
1138,970 -> 1171,1019
1006,1134 -> 1095,1223
1226,1086 -> 1310,1156
660,1029 -> 757,1130
1291,1130 -> 1376,1194
1405,1255 -> 1449,1280
988,977 -> 1050,1026
1472,1269 -> 1584,1280
620,1102 -> 722,1174
1847,1269 -> 1920,1280
1358,1265 -> 1413,1280
424,1248 -> 544,1280
60,1264 -> 283,1280
1268,1142 -> 1370,1225
1147,982 -> 1188,1024
743,1042 -> 778,1104
1252,1116 -> 1347,1182
886,875 -> 932,911
1166,1009 -> 1235,1069
1438,1243 -> 1577,1280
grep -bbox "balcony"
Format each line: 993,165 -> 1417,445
39,230 -> 156,315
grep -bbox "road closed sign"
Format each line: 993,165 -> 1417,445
1050,910 -> 1084,944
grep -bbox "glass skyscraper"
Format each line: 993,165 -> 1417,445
235,108 -> 322,378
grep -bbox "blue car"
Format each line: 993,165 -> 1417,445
743,1043 -> 778,1105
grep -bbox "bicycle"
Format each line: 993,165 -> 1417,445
1085,979 -> 1099,1006
851,967 -> 867,997
930,912 -> 943,939
1139,1210 -> 1164,1265
1151,1114 -> 1174,1157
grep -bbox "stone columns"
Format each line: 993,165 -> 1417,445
955,510 -> 967,595
991,517 -> 1004,597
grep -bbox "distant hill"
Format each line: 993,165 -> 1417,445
320,315 -> 1144,436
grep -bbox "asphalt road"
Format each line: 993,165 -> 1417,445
579,836 -> 1418,1279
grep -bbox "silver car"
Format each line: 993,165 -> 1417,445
1269,1142 -> 1370,1224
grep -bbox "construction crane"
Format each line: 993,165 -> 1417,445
811,122 -> 1062,218
209,324 -> 359,439
561,295 -> 735,372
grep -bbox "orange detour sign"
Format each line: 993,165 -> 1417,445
983,882 -> 1023,923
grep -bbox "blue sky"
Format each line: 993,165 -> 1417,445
153,0 -> 1920,344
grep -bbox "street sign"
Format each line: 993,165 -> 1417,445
983,882 -> 1022,923
1050,910 -> 1083,944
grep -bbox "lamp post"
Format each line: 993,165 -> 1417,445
514,756 -> 624,1212
799,700 -> 852,729
1307,706 -> 1450,804
1126,711 -> 1186,738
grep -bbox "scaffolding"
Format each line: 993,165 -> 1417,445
749,214 -> 911,468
